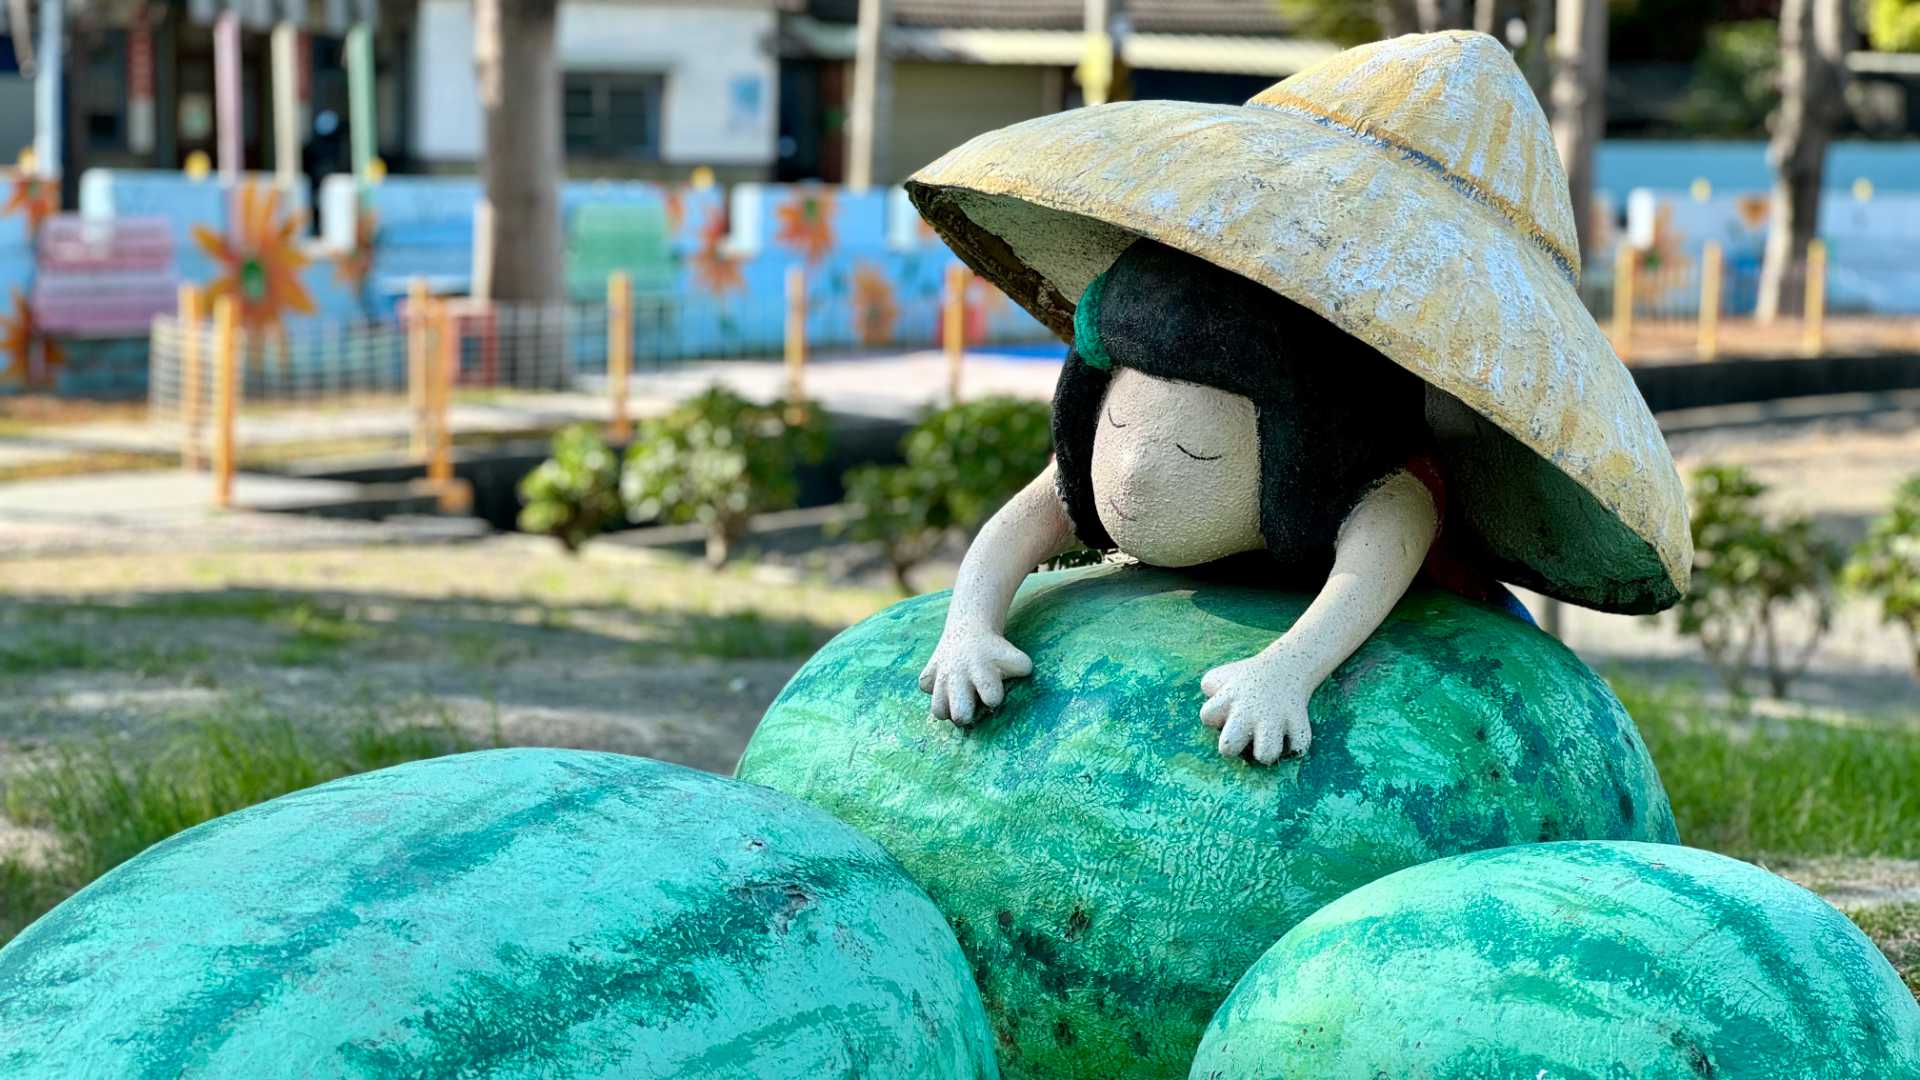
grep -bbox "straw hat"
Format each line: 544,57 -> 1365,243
907,31 -> 1689,614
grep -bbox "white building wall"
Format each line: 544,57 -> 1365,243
411,0 -> 777,167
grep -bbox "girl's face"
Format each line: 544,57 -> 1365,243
1090,367 -> 1263,567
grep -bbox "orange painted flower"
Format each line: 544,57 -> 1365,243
691,206 -> 744,296
0,290 -> 64,387
333,205 -> 378,292
661,188 -> 685,232
851,264 -> 899,346
774,188 -> 836,264
2,170 -> 58,237
193,181 -> 316,335
1735,194 -> 1770,231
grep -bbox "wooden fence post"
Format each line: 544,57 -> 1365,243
429,299 -> 456,508
943,264 -> 969,405
1802,239 -> 1827,358
178,284 -> 205,469
784,265 -> 807,407
1611,246 -> 1637,361
607,270 -> 632,441
1697,241 -> 1722,362
211,295 -> 238,509
407,277 -> 430,460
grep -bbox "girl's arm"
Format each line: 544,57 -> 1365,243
1202,470 -> 1438,763
920,462 -> 1078,726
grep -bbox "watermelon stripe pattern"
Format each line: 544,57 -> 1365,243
1193,841 -> 1920,1079
737,563 -> 1680,1079
0,749 -> 1000,1080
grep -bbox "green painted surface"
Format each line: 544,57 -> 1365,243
1192,841 -> 1920,1079
0,749 -> 1000,1080
735,563 -> 1679,1080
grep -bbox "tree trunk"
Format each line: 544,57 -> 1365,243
473,0 -> 565,382
1415,0 -> 1469,32
846,0 -> 892,189
1474,0 -> 1502,36
1376,0 -> 1418,37
1520,0 -> 1553,99
1550,0 -> 1606,265
1756,0 -> 1848,322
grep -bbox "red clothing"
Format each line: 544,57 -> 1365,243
1404,451 -> 1506,605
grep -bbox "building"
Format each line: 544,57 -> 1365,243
778,0 -> 1339,182
409,0 -> 783,181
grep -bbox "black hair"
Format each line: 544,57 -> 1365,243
1052,239 -> 1426,571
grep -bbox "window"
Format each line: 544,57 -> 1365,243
562,72 -> 664,161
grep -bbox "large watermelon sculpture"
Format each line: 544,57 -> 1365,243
1192,841 -> 1920,1078
0,749 -> 1000,1080
736,563 -> 1680,1080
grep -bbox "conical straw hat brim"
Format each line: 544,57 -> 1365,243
908,100 -> 1689,613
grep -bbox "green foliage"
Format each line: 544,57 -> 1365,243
1,710 -> 476,944
1674,21 -> 1780,136
1617,679 -> 1920,862
1271,0 -> 1385,46
1674,465 -> 1843,699
1869,0 -> 1920,52
621,386 -> 827,567
1844,474 -> 1920,676
517,424 -> 624,553
837,397 -> 1060,590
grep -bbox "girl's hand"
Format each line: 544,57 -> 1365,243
919,629 -> 1033,727
1200,652 -> 1314,764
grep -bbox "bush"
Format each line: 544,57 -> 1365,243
1844,474 -> 1920,678
517,425 -> 624,553
1674,465 -> 1842,699
621,386 -> 827,567
838,397 -> 1058,591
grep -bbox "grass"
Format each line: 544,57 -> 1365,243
1617,680 -> 1920,861
0,708 -> 478,945
0,637 -> 213,678
667,610 -> 835,659
1848,903 -> 1920,995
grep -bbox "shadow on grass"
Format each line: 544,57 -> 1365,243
3,587 -> 843,673
0,707 -> 481,946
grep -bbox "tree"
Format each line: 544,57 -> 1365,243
472,0 -> 564,376
1550,0 -> 1606,263
1867,0 -> 1920,52
1275,0 -> 1469,43
1756,0 -> 1849,322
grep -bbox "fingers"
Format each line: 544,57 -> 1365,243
1200,659 -> 1253,695
988,641 -> 1032,679
946,672 -> 978,727
1199,691 -> 1233,730
1253,716 -> 1311,765
918,656 -> 938,693
1217,709 -> 1254,759
929,669 -> 951,720
967,658 -> 1006,709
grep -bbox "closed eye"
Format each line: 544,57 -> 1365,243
1106,406 -> 1127,428
1177,444 -> 1222,462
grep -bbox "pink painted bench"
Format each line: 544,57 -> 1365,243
32,215 -> 179,337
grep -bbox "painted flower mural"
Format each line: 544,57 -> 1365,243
2,170 -> 58,237
692,206 -> 744,296
1634,202 -> 1694,305
193,182 -> 317,337
0,290 -> 64,388
852,264 -> 899,346
333,204 -> 380,318
774,188 -> 836,264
